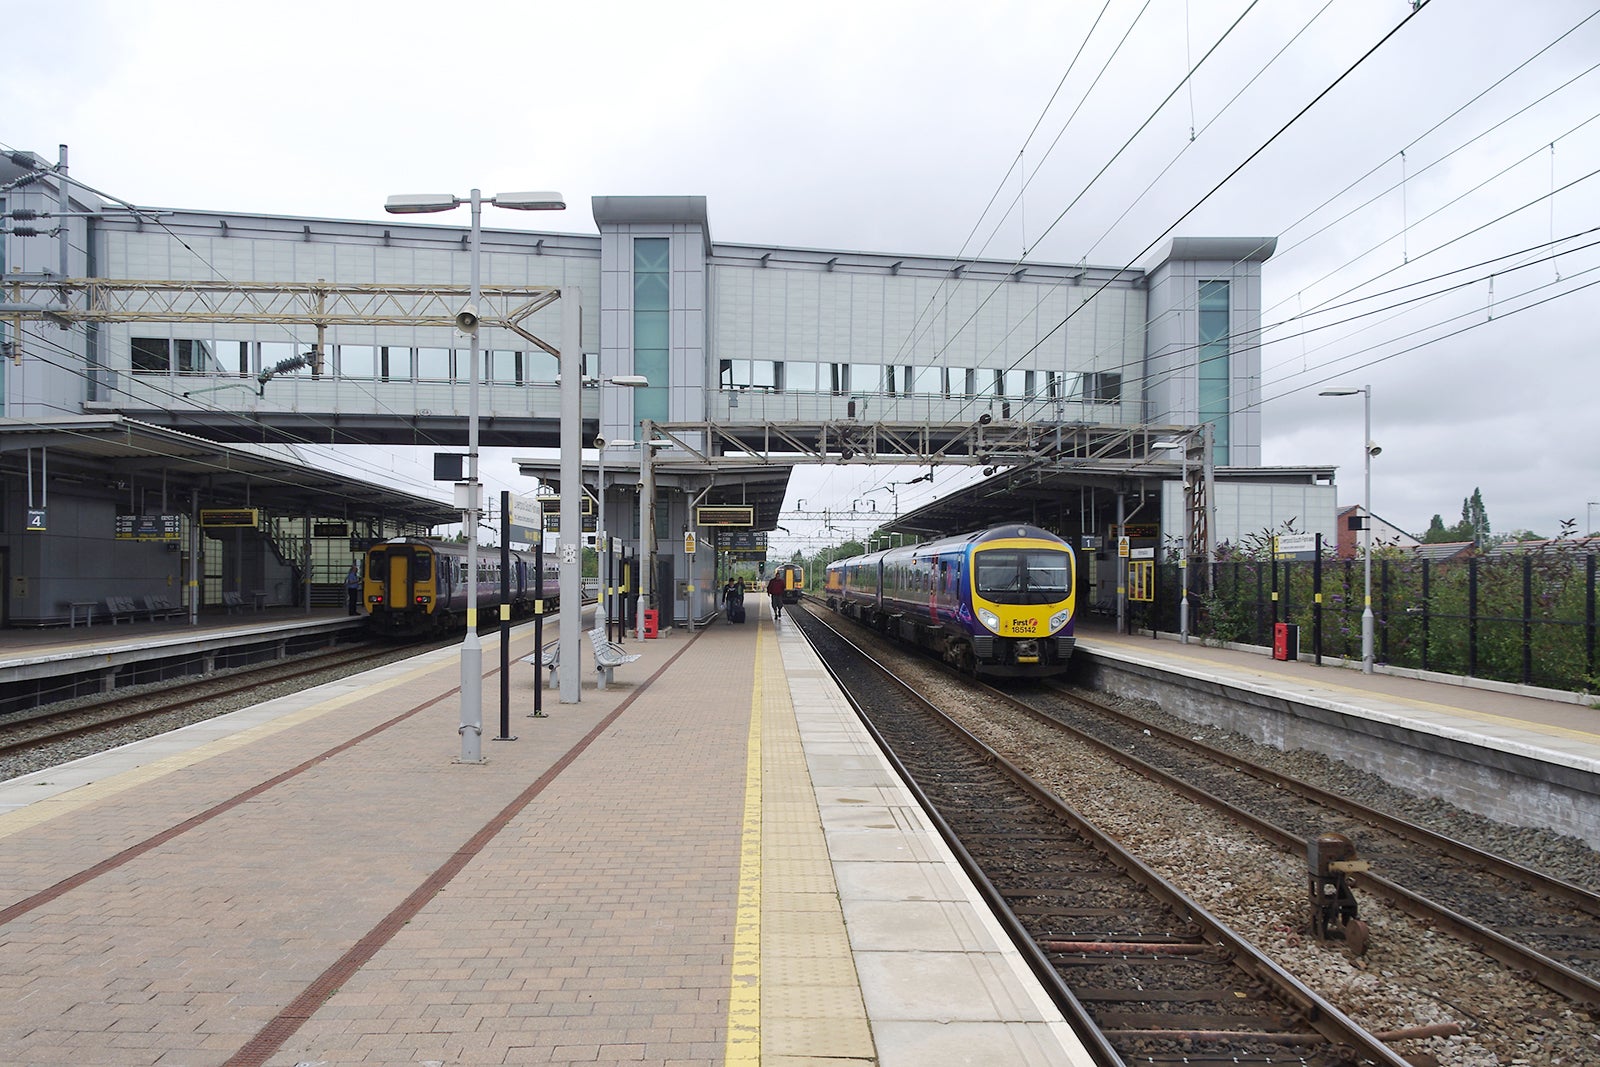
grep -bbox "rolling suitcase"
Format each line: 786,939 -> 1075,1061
729,598 -> 746,624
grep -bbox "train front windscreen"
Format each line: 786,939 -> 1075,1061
974,549 -> 1073,605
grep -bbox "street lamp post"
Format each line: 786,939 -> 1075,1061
1320,385 -> 1376,674
386,188 -> 565,762
1588,501 -> 1598,538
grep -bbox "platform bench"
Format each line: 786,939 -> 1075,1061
589,624 -> 641,690
104,596 -> 140,624
521,640 -> 563,690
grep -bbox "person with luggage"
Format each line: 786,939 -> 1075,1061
722,579 -> 738,623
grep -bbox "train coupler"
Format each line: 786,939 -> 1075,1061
1307,831 -> 1371,955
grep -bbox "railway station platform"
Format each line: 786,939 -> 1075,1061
0,601 -> 1089,1067
0,607 -> 366,716
1074,620 -> 1600,849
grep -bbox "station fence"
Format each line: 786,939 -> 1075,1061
1126,547 -> 1599,696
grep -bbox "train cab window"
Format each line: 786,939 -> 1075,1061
977,550 -> 1072,604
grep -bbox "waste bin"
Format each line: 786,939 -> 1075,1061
641,608 -> 658,639
1272,621 -> 1298,661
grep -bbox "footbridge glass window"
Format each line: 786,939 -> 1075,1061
339,345 -> 377,379
1198,280 -> 1230,463
1086,372 -> 1121,403
787,361 -> 818,393
912,366 -> 942,395
131,337 -> 220,375
416,347 -> 450,381
633,237 -> 670,427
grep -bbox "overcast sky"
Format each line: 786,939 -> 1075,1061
6,0 -> 1598,549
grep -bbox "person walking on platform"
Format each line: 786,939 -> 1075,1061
345,564 -> 361,615
766,571 -> 786,621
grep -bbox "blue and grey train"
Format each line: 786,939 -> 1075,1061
823,524 -> 1076,677
363,537 -> 559,638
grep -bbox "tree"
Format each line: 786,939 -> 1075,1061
1459,487 -> 1491,547
1421,514 -> 1452,543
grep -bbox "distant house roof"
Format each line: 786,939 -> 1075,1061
1486,536 -> 1600,557
1409,541 -> 1476,561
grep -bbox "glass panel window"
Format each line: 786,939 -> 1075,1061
131,337 -> 169,373
1198,280 -> 1230,462
525,351 -> 558,384
912,366 -> 942,395
488,350 -> 520,384
340,345 -> 377,379
849,363 -> 881,392
381,346 -> 412,381
415,347 -> 451,381
1087,372 -> 1122,402
259,341 -> 300,381
787,361 -> 818,393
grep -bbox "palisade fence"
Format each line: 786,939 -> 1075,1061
1130,546 -> 1599,695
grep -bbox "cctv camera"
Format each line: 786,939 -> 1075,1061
455,303 -> 480,334
1366,441 -> 1382,457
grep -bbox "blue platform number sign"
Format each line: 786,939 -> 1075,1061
26,507 -> 47,532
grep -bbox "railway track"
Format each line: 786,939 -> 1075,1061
793,607 -> 1416,1066
1015,679 -> 1600,1007
0,640 -> 446,765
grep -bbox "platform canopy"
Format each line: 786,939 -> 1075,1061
0,415 -> 457,527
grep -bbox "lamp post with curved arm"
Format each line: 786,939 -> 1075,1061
385,188 -> 565,762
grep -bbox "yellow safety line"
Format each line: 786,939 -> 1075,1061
724,618 -> 765,1063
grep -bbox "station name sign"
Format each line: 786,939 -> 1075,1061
200,508 -> 259,528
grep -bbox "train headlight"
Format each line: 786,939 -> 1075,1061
1049,609 -> 1070,631
977,607 -> 1000,632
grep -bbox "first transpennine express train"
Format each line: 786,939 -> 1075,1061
363,537 -> 559,638
823,524 -> 1076,677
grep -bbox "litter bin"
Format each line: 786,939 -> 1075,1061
1272,621 -> 1298,661
641,608 -> 659,639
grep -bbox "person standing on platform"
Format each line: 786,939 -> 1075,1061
766,571 -> 786,620
345,564 -> 361,615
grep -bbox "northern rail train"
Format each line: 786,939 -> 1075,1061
362,537 -> 559,638
823,524 -> 1076,677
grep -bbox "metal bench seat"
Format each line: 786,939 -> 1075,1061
524,628 -> 640,691
589,624 -> 640,690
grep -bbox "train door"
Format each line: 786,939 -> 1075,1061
384,550 -> 413,608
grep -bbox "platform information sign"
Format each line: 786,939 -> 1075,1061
116,514 -> 181,541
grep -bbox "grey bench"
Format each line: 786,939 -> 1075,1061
104,596 -> 140,624
522,640 -> 563,689
222,591 -> 245,615
144,595 -> 182,621
589,624 -> 640,690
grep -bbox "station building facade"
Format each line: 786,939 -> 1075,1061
1,146 -> 1321,627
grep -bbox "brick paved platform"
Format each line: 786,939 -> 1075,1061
0,602 -> 1089,1066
